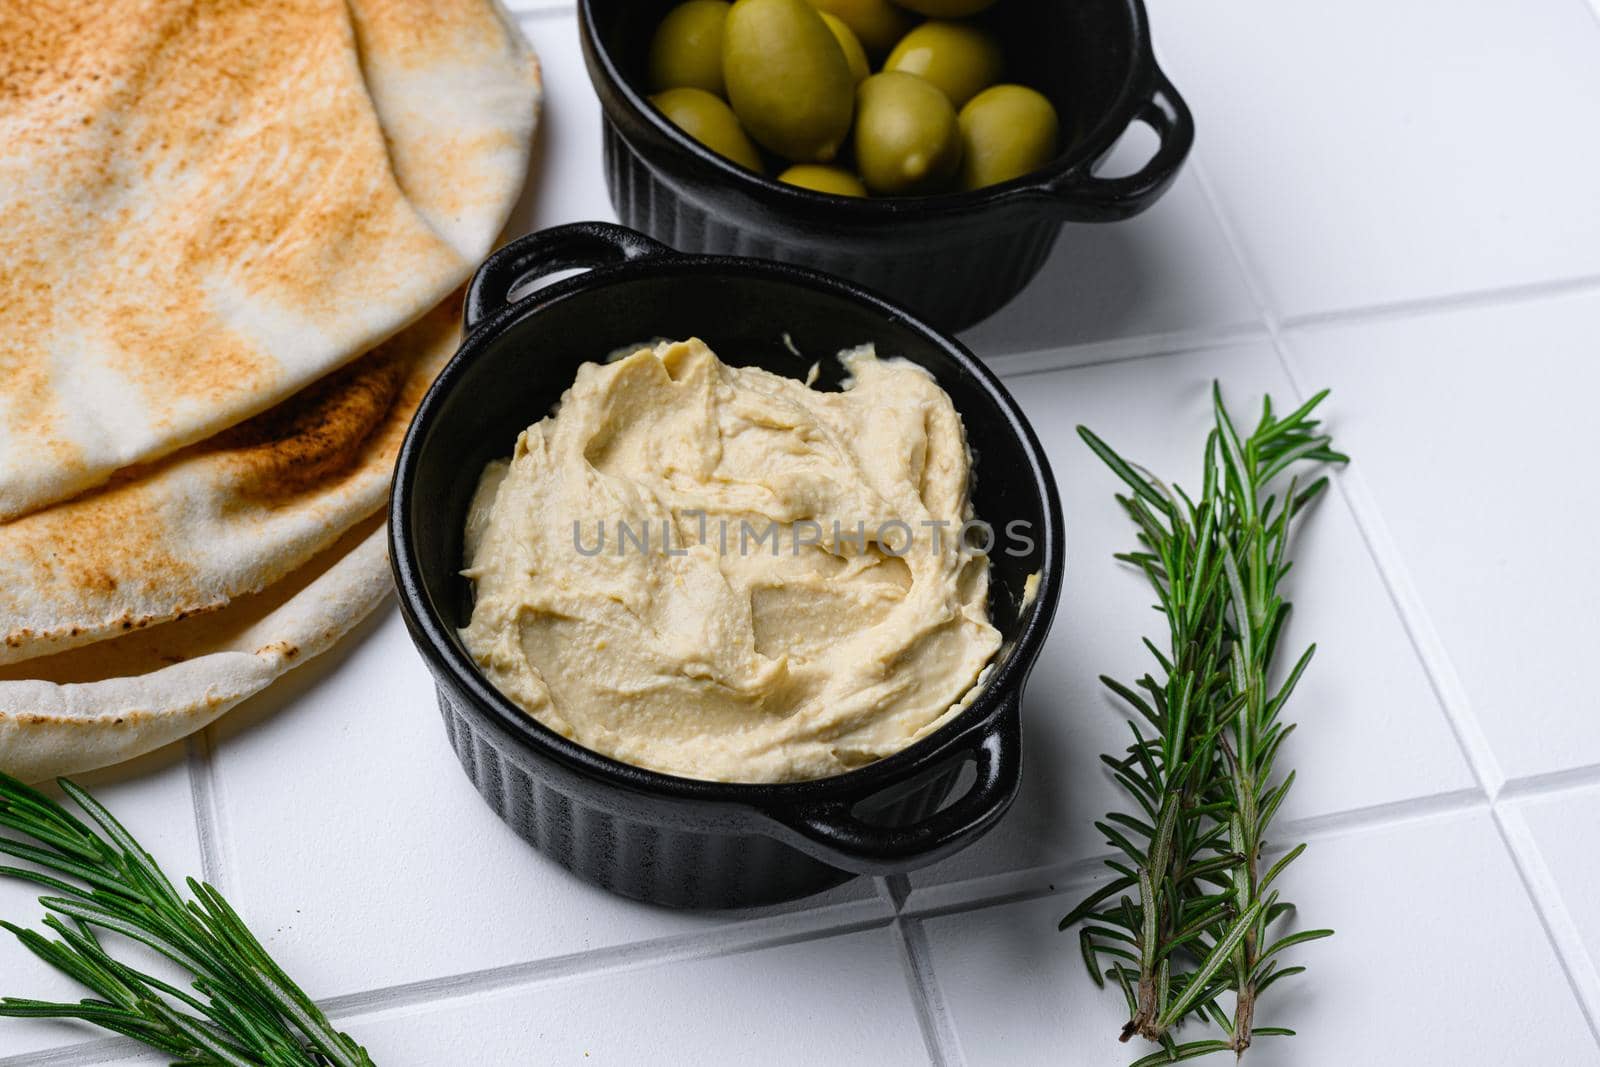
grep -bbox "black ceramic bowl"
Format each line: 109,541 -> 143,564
391,223 -> 1063,909
579,0 -> 1193,333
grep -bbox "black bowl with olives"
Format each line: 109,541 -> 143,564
579,0 -> 1193,332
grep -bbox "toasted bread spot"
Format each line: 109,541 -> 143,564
215,350 -> 405,499
0,0 -> 467,518
0,294 -> 459,665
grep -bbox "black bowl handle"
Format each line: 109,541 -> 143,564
1043,66 -> 1194,222
761,692 -> 1022,875
465,222 -> 673,331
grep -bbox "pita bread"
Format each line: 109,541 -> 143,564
0,0 -> 471,520
0,2 -> 541,776
0,296 -> 458,666
0,518 -> 392,783
350,0 -> 543,260
0,0 -> 540,664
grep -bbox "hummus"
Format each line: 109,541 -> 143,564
460,338 -> 1001,783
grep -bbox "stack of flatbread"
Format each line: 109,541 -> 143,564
0,0 -> 541,781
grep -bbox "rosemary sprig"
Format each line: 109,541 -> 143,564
1061,384 -> 1347,1061
0,772 -> 374,1065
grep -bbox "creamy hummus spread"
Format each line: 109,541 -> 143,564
460,338 -> 1001,783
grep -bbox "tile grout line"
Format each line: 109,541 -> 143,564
183,729 -> 229,893
0,1037 -> 145,1067
976,267 -> 1600,386
1279,270 -> 1600,335
900,792 -> 1500,924
1491,806 -> 1600,1037
893,918 -> 963,1067
29,41 -> 1600,1067
900,786 -> 1489,921
983,267 -> 1600,383
881,876 -> 963,1067
1184,144 -> 1600,1050
0,899 -> 898,1067
1500,764 -> 1600,803
321,897 -> 896,1023
983,321 -> 1268,381
23,764 -> 1600,1066
1183,145 -> 1507,789
517,1 -> 1597,387
1274,263 -> 1600,1056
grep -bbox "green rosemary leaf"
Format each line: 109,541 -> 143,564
1081,928 -> 1108,986
1096,821 -> 1150,866
1103,676 -> 1165,729
1063,383 -> 1343,1063
1253,965 -> 1308,997
1142,637 -> 1175,676
1128,1038 -> 1234,1067
1255,772 -> 1298,836
1109,772 -> 1162,821
1080,426 -> 1171,513
1257,928 -> 1336,964
1159,902 -> 1265,1029
0,866 -> 91,901
1113,963 -> 1140,1016
0,773 -> 375,1065
1061,876 -> 1141,930
1258,843 -> 1307,894
0,839 -> 128,898
1107,812 -> 1160,839
1083,924 -> 1141,946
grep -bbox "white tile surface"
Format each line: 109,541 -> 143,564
906,340 -> 1474,900
8,2 -> 1600,1064
502,0 -> 578,18
1514,783 -> 1600,978
0,747 -> 202,1060
1285,289 -> 1600,784
1151,0 -> 1600,319
924,809 -> 1597,1066
343,927 -> 926,1065
202,608 -> 887,1002
959,140 -> 1260,359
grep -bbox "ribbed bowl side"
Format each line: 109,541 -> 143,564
439,689 -> 866,909
603,123 -> 1061,333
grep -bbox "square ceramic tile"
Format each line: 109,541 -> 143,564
501,10 -> 619,239
1507,782 -> 1600,986
203,608 -> 888,1002
340,927 -> 926,1064
1149,0 -> 1600,319
1284,289 -> 1600,783
959,133 -> 1260,359
907,340 -> 1474,900
0,747 -> 203,1060
923,809 -> 1597,1065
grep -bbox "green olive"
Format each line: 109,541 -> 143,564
884,21 -> 1002,109
724,0 -> 856,162
779,164 -> 869,196
650,87 -> 765,171
819,12 -> 870,85
803,0 -> 912,53
959,84 -> 1060,190
893,0 -> 998,15
647,0 -> 732,95
854,71 -> 963,195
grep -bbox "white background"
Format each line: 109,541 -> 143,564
4,0 -> 1600,1063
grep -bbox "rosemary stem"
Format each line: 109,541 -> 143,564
1064,385 -> 1345,1064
